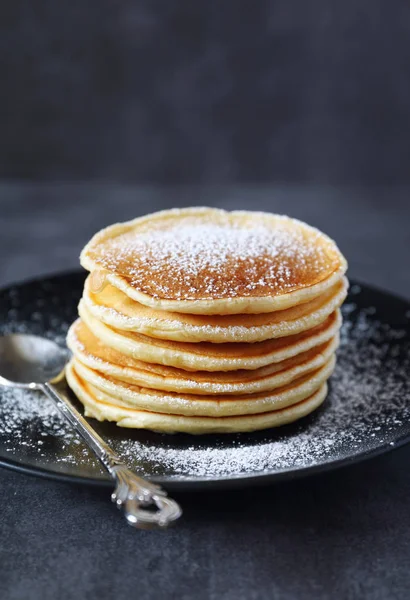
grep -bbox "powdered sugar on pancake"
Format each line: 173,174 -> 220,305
90,220 -> 336,300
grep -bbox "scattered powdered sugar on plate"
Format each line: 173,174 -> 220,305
0,387 -> 75,446
0,283 -> 409,481
111,306 -> 410,478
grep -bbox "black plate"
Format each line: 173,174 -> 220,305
0,271 -> 409,490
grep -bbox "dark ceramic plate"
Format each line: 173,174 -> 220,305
0,271 -> 409,491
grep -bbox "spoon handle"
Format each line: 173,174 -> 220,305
41,382 -> 182,529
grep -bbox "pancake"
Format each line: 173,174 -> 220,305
79,301 -> 342,372
68,319 -> 339,395
67,207 -> 348,433
82,274 -> 348,343
66,362 -> 328,434
69,354 -> 335,417
80,208 -> 347,315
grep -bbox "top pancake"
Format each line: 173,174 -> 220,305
80,208 -> 347,315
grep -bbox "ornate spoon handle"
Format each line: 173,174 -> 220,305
42,382 -> 182,529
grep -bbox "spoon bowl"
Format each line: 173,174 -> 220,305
0,334 -> 69,388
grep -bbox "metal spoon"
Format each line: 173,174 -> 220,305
0,333 -> 182,529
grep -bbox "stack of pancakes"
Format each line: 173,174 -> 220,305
66,208 -> 348,434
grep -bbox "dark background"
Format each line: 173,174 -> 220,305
1,3 -> 410,600
1,1 -> 410,184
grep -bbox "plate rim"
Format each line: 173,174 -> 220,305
1,431 -> 410,491
0,269 -> 409,490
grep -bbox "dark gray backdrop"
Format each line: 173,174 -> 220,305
1,1 -> 410,184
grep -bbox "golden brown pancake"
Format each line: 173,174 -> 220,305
68,318 -> 339,395
82,274 -> 347,343
69,355 -> 335,417
80,208 -> 347,315
78,301 -> 343,372
66,362 -> 328,434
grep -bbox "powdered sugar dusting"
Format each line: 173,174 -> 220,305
90,219 -> 336,300
112,306 -> 410,477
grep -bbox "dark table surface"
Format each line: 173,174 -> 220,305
1,183 -> 410,600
